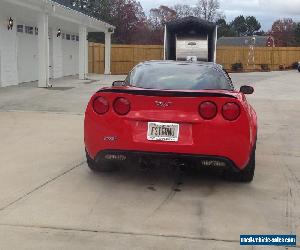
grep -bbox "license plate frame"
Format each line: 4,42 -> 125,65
147,122 -> 179,142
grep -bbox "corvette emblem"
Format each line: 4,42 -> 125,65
155,101 -> 172,108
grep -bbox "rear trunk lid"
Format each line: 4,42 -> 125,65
98,87 -> 239,123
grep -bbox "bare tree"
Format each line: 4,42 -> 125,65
194,0 -> 222,22
270,18 -> 297,46
149,5 -> 177,29
173,4 -> 194,18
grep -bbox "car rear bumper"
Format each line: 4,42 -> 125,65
93,149 -> 243,172
84,110 -> 255,170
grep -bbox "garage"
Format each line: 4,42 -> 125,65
0,0 -> 114,88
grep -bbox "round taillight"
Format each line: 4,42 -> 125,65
199,101 -> 217,120
113,97 -> 131,115
222,102 -> 240,121
93,96 -> 109,115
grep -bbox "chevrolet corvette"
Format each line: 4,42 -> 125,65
84,61 -> 257,182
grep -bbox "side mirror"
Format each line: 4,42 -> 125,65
240,85 -> 254,95
112,81 -> 125,87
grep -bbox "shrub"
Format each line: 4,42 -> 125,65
231,63 -> 243,72
291,62 -> 299,69
260,64 -> 270,71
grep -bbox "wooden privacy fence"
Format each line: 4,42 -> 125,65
89,43 -> 164,75
217,46 -> 300,71
89,43 -> 105,74
89,42 -> 300,74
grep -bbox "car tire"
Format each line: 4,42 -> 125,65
298,67 -> 300,72
223,150 -> 255,183
86,150 -> 118,172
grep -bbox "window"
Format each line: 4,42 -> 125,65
66,34 -> 70,40
62,33 -> 65,40
25,26 -> 33,35
35,27 -> 38,35
71,35 -> 76,41
127,62 -> 233,91
76,35 -> 79,41
17,25 -> 24,33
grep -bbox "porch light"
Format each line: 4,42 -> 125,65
7,17 -> 13,30
57,29 -> 61,37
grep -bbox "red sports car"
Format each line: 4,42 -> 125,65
84,61 -> 257,182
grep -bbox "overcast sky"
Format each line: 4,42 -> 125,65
139,0 -> 300,31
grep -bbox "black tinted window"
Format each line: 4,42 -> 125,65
127,63 -> 232,90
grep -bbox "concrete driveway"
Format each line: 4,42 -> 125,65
0,72 -> 299,249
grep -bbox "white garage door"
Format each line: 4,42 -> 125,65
62,35 -> 79,76
17,31 -> 38,83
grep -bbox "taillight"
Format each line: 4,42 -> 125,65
222,102 -> 240,121
93,96 -> 109,115
113,97 -> 131,115
199,101 -> 217,120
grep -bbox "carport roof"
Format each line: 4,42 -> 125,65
1,0 -> 115,32
166,16 -> 216,32
51,0 -> 115,30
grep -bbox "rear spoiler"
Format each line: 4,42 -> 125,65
97,88 -> 237,99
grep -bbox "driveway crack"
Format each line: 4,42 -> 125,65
148,167 -> 183,218
0,161 -> 86,212
0,223 -> 242,244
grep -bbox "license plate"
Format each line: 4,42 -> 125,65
147,122 -> 179,142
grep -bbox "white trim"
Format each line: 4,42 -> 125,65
213,26 -> 218,63
48,0 -> 115,30
104,32 -> 112,75
1,0 -> 115,32
0,0 -> 114,88
38,12 -> 50,87
79,25 -> 88,80
163,25 -> 167,60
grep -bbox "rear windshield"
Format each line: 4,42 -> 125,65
126,62 -> 233,90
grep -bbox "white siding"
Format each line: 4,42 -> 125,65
0,14 -> 18,87
0,0 -> 112,87
0,22 -> 80,86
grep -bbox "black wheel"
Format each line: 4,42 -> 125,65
298,67 -> 300,72
86,150 -> 119,172
223,150 -> 255,182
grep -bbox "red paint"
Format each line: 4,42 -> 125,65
84,87 -> 257,170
